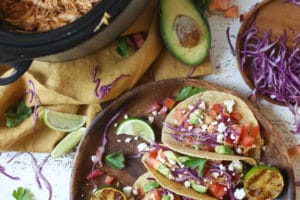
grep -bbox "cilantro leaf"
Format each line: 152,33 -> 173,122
4,100 -> 32,128
175,86 -> 206,102
115,37 -> 128,57
182,156 -> 207,176
12,187 -> 33,200
193,0 -> 212,12
105,151 -> 125,169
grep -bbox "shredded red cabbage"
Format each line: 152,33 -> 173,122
286,0 -> 300,6
186,66 -> 196,78
25,80 -> 39,129
93,66 -> 130,99
0,165 -> 20,180
178,99 -> 203,128
28,153 -> 52,200
239,19 -> 300,134
227,27 -> 236,56
7,152 -> 23,163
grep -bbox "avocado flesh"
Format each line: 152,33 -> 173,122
159,0 -> 211,66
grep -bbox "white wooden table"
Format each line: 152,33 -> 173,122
0,1 -> 299,199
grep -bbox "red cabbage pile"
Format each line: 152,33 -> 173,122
239,18 -> 300,134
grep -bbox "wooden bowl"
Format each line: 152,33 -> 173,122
236,0 -> 300,106
70,78 -> 295,200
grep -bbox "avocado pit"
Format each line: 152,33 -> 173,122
173,15 -> 200,48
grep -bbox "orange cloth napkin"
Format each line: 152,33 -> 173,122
0,0 -> 211,152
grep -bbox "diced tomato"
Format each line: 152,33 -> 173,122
209,0 -> 218,11
175,108 -> 184,124
86,169 -> 104,180
147,190 -> 162,200
146,101 -> 161,114
133,33 -> 145,49
224,5 -> 238,18
216,0 -> 230,11
183,120 -> 191,129
145,156 -> 160,169
104,175 -> 115,184
212,104 -> 223,114
201,144 -> 215,152
148,151 -> 158,159
163,97 -> 175,109
251,125 -> 260,137
240,135 -> 256,147
230,111 -> 242,121
209,183 -> 227,199
208,110 -> 217,119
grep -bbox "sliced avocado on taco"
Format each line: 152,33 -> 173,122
162,90 -> 263,164
141,145 -> 283,200
133,172 -> 190,200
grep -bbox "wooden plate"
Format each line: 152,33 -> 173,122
70,78 -> 295,200
236,0 -> 300,106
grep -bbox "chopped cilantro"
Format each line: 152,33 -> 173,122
116,37 -> 128,57
104,151 -> 125,169
142,181 -> 160,193
12,187 -> 33,200
175,86 -> 206,102
4,100 -> 32,128
182,156 -> 207,176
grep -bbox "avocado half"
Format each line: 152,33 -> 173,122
159,0 -> 211,66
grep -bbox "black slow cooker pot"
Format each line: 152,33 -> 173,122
0,0 -> 148,85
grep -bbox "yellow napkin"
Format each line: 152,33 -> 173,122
0,0 -> 211,152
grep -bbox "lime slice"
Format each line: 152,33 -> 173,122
51,127 -> 87,157
91,186 -> 127,200
42,109 -> 86,132
116,118 -> 155,143
244,165 -> 284,200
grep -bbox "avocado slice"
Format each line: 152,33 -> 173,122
159,0 -> 211,66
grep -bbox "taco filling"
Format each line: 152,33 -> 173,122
142,145 -> 248,200
162,91 -> 263,160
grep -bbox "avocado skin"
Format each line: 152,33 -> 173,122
159,0 -> 211,66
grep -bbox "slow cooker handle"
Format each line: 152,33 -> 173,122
0,60 -> 32,85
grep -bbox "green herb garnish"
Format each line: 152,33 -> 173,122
175,86 -> 206,101
193,0 -> 212,12
4,100 -> 32,128
142,181 -> 160,193
182,156 -> 207,176
12,187 -> 33,200
105,151 -> 125,169
116,37 -> 128,57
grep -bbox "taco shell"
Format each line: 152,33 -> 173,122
162,90 -> 263,165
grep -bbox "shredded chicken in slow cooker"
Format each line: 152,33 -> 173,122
0,0 -> 100,32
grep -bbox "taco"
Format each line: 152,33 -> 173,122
133,172 -> 193,200
142,144 -> 250,200
161,90 -> 263,165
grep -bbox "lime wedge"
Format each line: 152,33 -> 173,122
91,186 -> 127,200
42,109 -> 86,132
116,118 -> 155,143
51,127 -> 87,157
244,165 -> 284,200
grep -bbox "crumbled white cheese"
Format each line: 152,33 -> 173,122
219,164 -> 226,171
270,94 -> 277,99
152,111 -> 158,116
234,188 -> 246,200
168,159 -> 176,165
262,145 -> 266,151
216,114 -> 222,120
184,180 -> 191,187
91,155 -> 99,163
181,109 -> 186,114
114,123 -> 118,127
201,124 -> 208,131
212,172 -> 220,178
217,134 -> 224,143
236,146 -> 242,154
124,114 -> 129,119
132,188 -> 138,196
116,139 -> 122,143
134,136 -> 139,141
148,116 -> 154,124
125,137 -> 132,143
224,100 -> 235,113
168,173 -> 175,180
137,143 -> 148,152
122,186 -> 132,197
217,122 -> 227,133
211,121 -> 218,125
188,104 -> 194,110
228,160 -> 243,172
230,133 -> 236,140
199,101 -> 206,110
169,193 -> 175,200
188,125 -> 193,131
